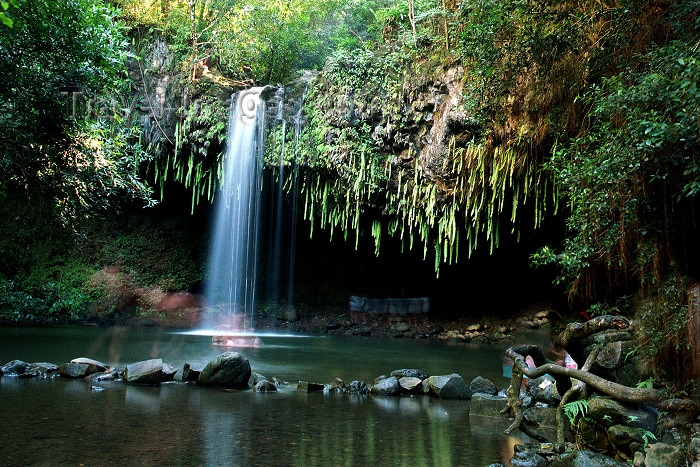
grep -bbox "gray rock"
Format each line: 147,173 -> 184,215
470,376 -> 498,396
607,425 -> 644,459
588,397 -> 656,432
470,393 -> 509,418
552,450 -> 628,467
198,352 -> 251,389
59,362 -> 90,379
399,376 -> 423,393
70,357 -> 108,376
162,363 -> 177,381
85,369 -> 119,383
526,375 -> 560,404
182,363 -> 203,382
371,376 -> 400,396
391,369 -> 427,380
511,450 -> 548,467
28,362 -> 59,374
297,381 -> 324,392
2,360 -> 29,375
347,380 -> 369,395
423,374 -> 471,399
254,380 -> 278,392
486,464 -> 506,467
249,372 -> 267,386
124,358 -> 165,384
523,406 -> 557,428
390,322 -> 410,333
644,443 -> 683,467
326,377 -> 345,392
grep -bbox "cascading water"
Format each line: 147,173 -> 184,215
202,79 -> 309,336
204,89 -> 266,331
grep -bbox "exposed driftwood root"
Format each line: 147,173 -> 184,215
502,316 -> 660,443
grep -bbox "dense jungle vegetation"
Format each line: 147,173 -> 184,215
0,0 -> 698,383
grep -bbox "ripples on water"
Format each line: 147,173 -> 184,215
0,326 -> 549,466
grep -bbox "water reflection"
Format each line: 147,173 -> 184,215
0,326 -> 550,466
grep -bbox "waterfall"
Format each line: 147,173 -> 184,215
204,88 -> 266,331
203,79 -> 308,333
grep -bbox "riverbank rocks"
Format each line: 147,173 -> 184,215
199,352 -> 251,389
422,374 -> 471,399
642,442 -> 683,467
470,376 -> 498,395
587,397 -> 656,432
470,393 -> 509,418
551,450 -> 628,467
124,358 -> 176,384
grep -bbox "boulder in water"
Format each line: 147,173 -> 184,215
198,352 -> 251,389
254,380 -> 278,392
470,376 -> 498,396
59,362 -> 91,379
347,380 -> 369,394
70,357 -> 108,376
370,376 -> 400,396
124,358 -> 167,384
399,376 -> 423,394
297,381 -> 324,392
29,362 -> 59,375
1,360 -> 29,376
390,369 -> 427,380
422,374 -> 471,399
182,363 -> 203,382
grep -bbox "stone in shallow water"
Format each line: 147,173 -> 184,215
422,374 -> 471,400
1,360 -> 29,376
399,376 -> 423,393
124,358 -> 165,384
70,357 -> 108,376
182,363 -> 203,382
470,376 -> 498,396
391,369 -> 427,380
59,362 -> 91,379
198,352 -> 251,389
254,380 -> 278,392
470,393 -> 509,418
29,362 -> 59,375
370,376 -> 400,396
297,381 -> 324,392
347,380 -> 369,395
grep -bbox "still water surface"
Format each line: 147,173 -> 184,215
0,326 -> 549,466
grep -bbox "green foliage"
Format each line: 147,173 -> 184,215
635,275 -> 692,384
563,399 -> 590,426
114,0 -> 388,84
98,217 -> 204,291
0,0 -> 154,228
535,1 -> 699,299
0,279 -> 46,322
